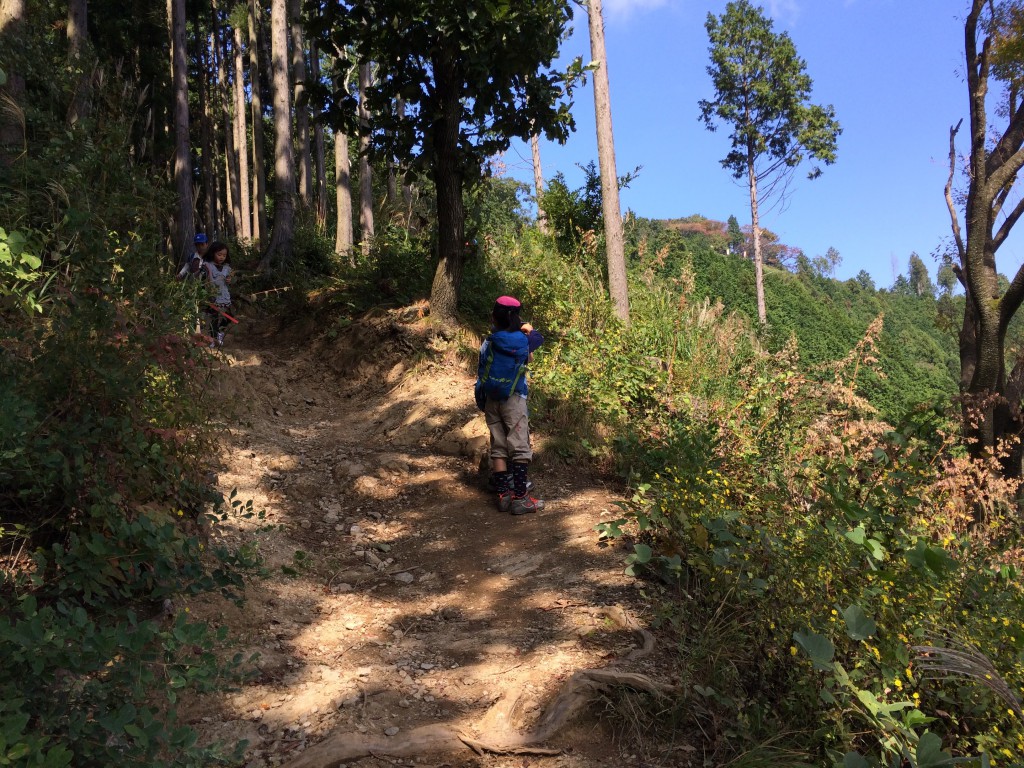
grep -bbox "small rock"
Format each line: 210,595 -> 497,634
384,726 -> 400,737
394,572 -> 415,584
350,524 -> 363,535
299,520 -> 312,529
398,699 -> 411,708
420,662 -> 434,670
332,583 -> 353,593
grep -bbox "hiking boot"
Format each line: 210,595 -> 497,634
497,492 -> 514,513
510,495 -> 544,515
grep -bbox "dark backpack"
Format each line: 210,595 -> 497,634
475,336 -> 526,410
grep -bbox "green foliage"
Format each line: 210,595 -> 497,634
540,162 -> 604,258
624,217 -> 959,421
314,0 -> 582,177
0,36 -> 253,766
595,362 -> 1024,765
483,198 -> 1024,764
0,228 -> 47,315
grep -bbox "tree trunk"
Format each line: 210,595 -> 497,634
386,101 -> 398,213
335,129 -> 353,264
0,0 -> 26,155
260,0 -> 295,269
67,0 -> 90,125
169,0 -> 194,265
248,0 -> 268,243
215,17 -> 241,239
428,54 -> 464,323
198,41 -> 218,235
950,0 -> 1024,472
587,0 -> 629,324
67,0 -> 87,57
291,0 -> 312,207
531,132 -> 548,235
358,62 -> 375,256
311,42 -> 327,231
399,96 -> 414,225
747,158 -> 766,325
233,24 -> 252,242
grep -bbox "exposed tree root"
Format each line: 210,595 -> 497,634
282,668 -> 675,768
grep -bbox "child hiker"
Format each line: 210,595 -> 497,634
177,233 -> 209,280
202,241 -> 233,347
476,295 -> 545,515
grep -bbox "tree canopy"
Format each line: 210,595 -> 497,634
698,0 -> 840,324
311,0 -> 583,319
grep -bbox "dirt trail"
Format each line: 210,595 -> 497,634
186,309 -> 671,768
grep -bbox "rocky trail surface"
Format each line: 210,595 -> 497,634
185,309 -> 679,768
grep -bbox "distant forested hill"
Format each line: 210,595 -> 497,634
628,216 -> 962,421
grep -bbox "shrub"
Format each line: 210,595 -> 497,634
0,44 -> 255,766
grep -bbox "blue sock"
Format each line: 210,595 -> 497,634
512,462 -> 529,497
492,471 -> 512,495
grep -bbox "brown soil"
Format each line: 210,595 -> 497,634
185,307 -> 681,768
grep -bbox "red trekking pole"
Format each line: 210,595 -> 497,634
207,304 -> 239,323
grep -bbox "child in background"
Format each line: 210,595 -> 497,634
478,295 -> 545,515
177,233 -> 209,280
202,241 -> 232,347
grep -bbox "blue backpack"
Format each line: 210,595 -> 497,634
475,335 -> 527,410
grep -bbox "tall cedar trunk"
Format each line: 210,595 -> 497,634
248,0 -> 268,243
291,0 -> 312,207
0,0 -> 26,154
531,132 -> 548,234
747,157 -> 767,324
335,129 -> 353,263
67,0 -> 86,57
233,24 -> 252,242
587,0 -> 629,324
259,0 -> 294,269
169,0 -> 194,264
311,42 -> 327,231
67,0 -> 90,125
386,99 -> 398,213
358,62 -> 374,256
399,96 -> 414,225
198,42 -> 218,234
215,18 -> 241,239
428,54 -> 464,322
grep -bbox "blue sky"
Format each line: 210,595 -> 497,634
504,0 -> 986,287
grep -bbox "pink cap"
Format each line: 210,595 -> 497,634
495,295 -> 521,307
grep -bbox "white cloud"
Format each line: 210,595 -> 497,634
765,0 -> 801,25
603,0 -> 670,21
